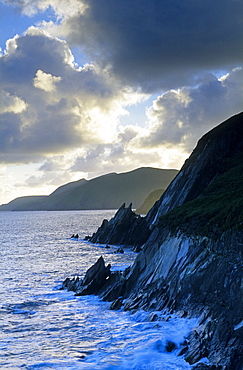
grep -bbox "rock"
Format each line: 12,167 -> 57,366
192,365 -> 221,370
110,297 -> 123,310
122,266 -> 131,278
146,312 -> 158,322
63,114 -> 243,370
105,245 -> 110,248
76,256 -> 111,295
61,256 -> 111,296
178,344 -> 189,356
99,272 -> 126,302
71,233 -> 79,239
165,340 -> 177,352
61,277 -> 70,289
114,247 -> 124,254
60,276 -> 83,292
84,235 -> 91,240
132,245 -> 142,253
90,203 -> 151,247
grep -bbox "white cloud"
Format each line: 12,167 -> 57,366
0,90 -> 28,114
33,69 -> 62,92
2,0 -> 87,18
142,68 -> 243,151
0,29 -> 145,163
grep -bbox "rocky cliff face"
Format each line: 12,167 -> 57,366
122,230 -> 243,369
146,112 -> 243,226
63,112 -> 243,369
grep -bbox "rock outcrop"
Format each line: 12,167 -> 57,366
63,113 -> 243,370
61,256 -> 112,296
90,203 -> 151,247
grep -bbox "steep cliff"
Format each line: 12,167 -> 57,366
146,111 -> 243,225
65,112 -> 243,369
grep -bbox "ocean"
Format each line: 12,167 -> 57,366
0,210 -> 199,370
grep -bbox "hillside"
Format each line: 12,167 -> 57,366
135,188 -> 164,215
83,112 -> 243,370
159,152 -> 243,237
0,196 -> 47,211
50,178 -> 87,196
1,167 -> 178,211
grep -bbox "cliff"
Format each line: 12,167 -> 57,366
63,112 -> 243,369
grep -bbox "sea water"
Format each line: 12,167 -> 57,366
0,211 -> 198,369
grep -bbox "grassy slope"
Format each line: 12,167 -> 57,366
159,152 -> 243,237
135,188 -> 165,215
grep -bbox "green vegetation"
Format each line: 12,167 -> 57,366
159,153 -> 243,237
135,188 -> 164,215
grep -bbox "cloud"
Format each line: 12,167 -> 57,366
0,90 -> 28,114
70,123 -> 187,178
3,1 -> 243,93
33,70 -> 62,92
0,28 -> 144,164
2,0 -> 86,17
69,68 -> 243,179
49,0 -> 243,92
143,67 -> 243,150
70,67 -> 242,177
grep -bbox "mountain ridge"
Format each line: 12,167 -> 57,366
0,167 -> 178,211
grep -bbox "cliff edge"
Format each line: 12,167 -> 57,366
64,112 -> 243,369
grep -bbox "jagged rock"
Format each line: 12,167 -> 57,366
61,257 -> 127,302
114,247 -> 124,254
178,343 -> 189,356
90,203 -> 151,247
84,235 -> 91,240
63,113 -> 243,370
99,272 -> 126,302
76,256 -> 111,295
71,234 -> 79,239
165,340 -> 177,352
60,256 -> 112,296
132,245 -> 142,253
122,266 -> 131,278
60,276 -> 83,292
110,297 -> 123,310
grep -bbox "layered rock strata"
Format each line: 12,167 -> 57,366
90,203 -> 151,247
62,112 -> 243,370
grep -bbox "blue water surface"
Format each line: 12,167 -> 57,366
0,211 -> 198,369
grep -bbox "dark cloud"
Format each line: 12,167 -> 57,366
63,0 -> 243,91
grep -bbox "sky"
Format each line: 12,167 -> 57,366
0,0 -> 242,204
